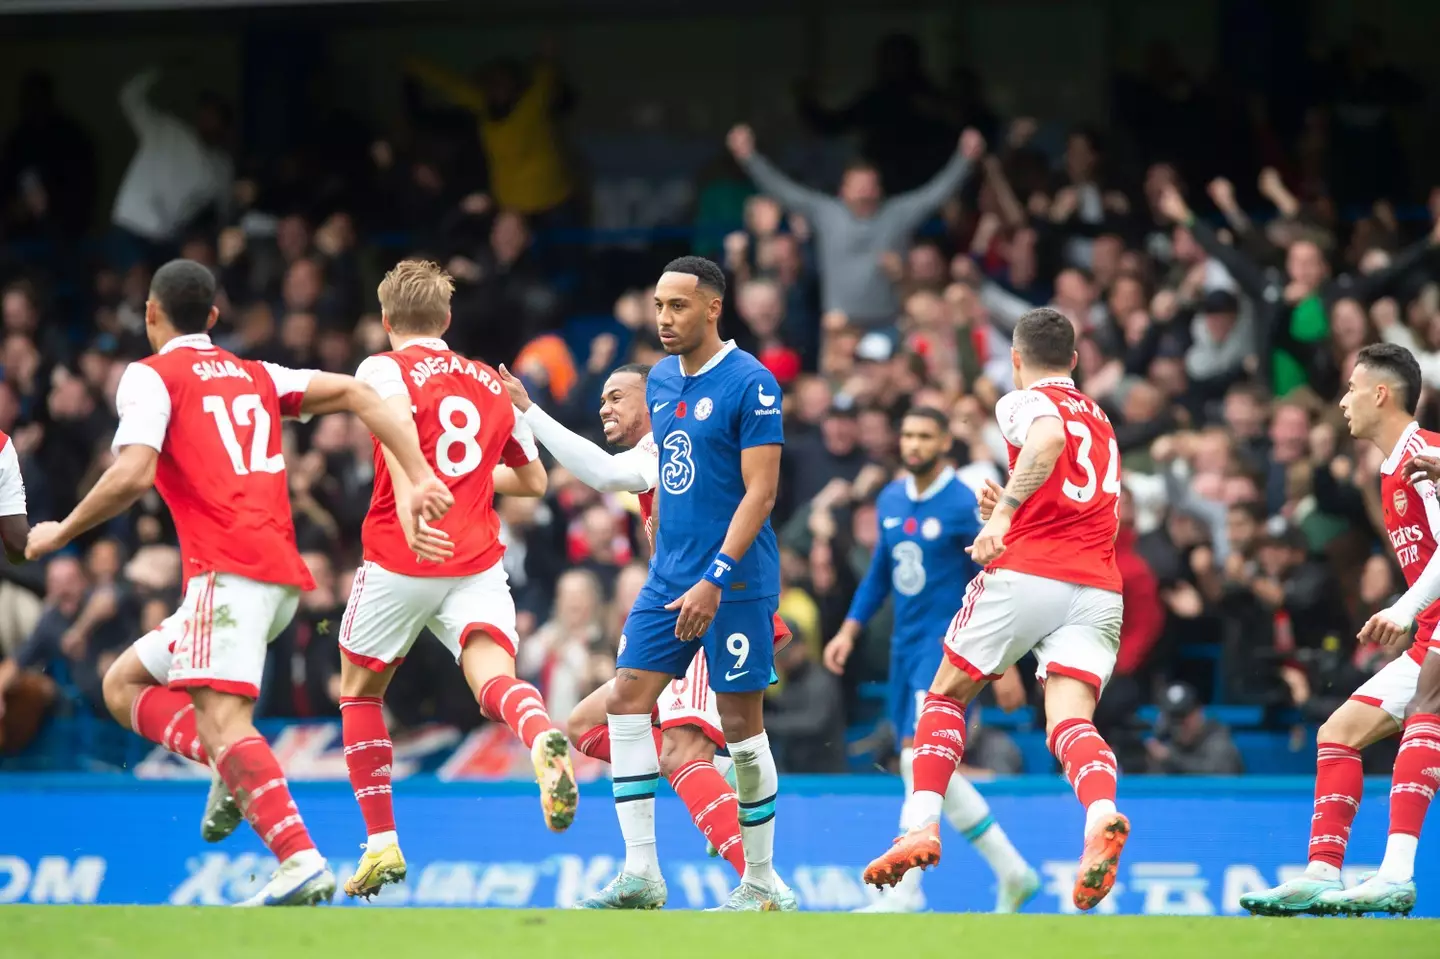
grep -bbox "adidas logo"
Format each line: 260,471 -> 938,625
671,699 -> 684,710
1422,766 -> 1440,785
935,729 -> 966,745
373,765 -> 392,778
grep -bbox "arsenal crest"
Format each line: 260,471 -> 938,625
1395,488 -> 1410,517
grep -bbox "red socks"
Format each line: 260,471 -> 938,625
574,723 -> 662,764
911,693 -> 968,795
215,735 -> 315,862
1390,714 -> 1440,839
575,722 -> 744,877
341,696 -> 395,837
672,759 -> 745,877
131,686 -> 207,764
478,677 -> 555,750
1309,743 -> 1363,868
1049,718 -> 1118,808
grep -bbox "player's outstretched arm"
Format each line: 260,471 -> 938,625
827,521 -> 891,674
498,364 -> 652,493
26,445 -> 157,560
297,372 -> 452,520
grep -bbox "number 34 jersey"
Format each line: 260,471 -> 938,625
111,333 -> 316,590
356,338 -> 538,578
992,376 -> 1122,593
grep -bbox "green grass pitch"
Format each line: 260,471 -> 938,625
4,907 -> 1437,959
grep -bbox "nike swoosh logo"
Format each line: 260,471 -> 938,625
653,402 -> 669,413
883,517 -> 902,528
725,669 -> 749,681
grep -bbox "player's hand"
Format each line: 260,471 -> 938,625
822,631 -> 855,675
24,522 -> 67,562
407,516 -> 454,564
966,513 -> 1011,566
495,364 -> 533,412
977,478 -> 1004,521
1408,454 -> 1440,485
408,474 -> 454,523
665,581 -> 722,642
1359,608 -> 1412,648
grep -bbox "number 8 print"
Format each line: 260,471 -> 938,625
436,395 -> 484,477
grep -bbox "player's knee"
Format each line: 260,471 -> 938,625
1405,693 -> 1440,722
1317,709 -> 1372,749
658,728 -> 713,778
605,669 -> 655,715
100,661 -> 138,728
566,707 -> 596,747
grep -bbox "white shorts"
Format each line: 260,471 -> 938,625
943,568 -> 1123,695
134,572 -> 300,699
654,649 -> 725,747
1351,652 -> 1428,723
338,560 -> 519,671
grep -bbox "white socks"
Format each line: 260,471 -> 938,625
606,712 -> 661,881
1085,799 -> 1118,835
366,830 -> 398,851
1304,861 -> 1341,882
1377,833 -> 1418,884
730,731 -> 779,891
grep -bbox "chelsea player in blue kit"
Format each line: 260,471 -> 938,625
825,408 -> 1039,913
577,257 -> 791,912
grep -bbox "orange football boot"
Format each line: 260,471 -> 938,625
1073,813 -> 1130,910
863,822 -> 941,889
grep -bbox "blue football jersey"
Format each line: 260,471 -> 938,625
846,466 -> 984,650
646,342 -> 784,602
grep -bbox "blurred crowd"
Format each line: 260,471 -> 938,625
0,27 -> 1436,776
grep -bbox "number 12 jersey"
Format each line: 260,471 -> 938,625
111,333 -> 316,590
356,338 -> 537,577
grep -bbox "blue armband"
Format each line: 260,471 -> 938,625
703,552 -> 738,589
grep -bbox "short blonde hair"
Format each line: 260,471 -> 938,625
377,259 -> 454,334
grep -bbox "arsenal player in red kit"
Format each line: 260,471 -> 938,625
322,260 -> 578,901
24,259 -> 453,906
863,307 -> 1129,911
1243,343 -> 1437,917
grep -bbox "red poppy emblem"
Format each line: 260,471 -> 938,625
676,401 -> 687,418
903,517 -> 918,535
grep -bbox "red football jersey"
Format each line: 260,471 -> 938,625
990,377 -> 1122,593
1379,421 -> 1440,663
0,428 -> 25,517
112,334 -> 315,590
357,339 -> 536,577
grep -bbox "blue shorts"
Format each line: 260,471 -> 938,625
618,587 -> 778,694
888,638 -> 945,739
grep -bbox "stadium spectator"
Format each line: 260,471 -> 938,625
727,122 -> 985,327
1146,681 -> 1245,775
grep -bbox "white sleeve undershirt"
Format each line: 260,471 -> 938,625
522,405 -> 654,493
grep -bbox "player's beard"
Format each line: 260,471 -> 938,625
904,455 -> 941,478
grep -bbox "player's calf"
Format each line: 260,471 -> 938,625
104,649 -> 208,765
662,726 -> 746,877
1044,675 -> 1128,911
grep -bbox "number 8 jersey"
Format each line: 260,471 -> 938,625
992,376 -> 1122,593
112,333 -> 316,590
356,338 -> 538,577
